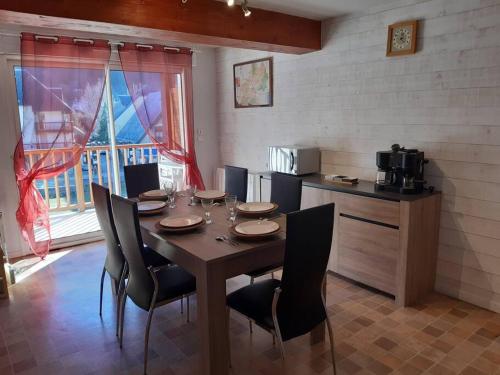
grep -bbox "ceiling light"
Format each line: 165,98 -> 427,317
242,0 -> 251,16
227,0 -> 235,6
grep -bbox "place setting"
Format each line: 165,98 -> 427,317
156,214 -> 205,233
137,200 -> 167,216
237,201 -> 278,217
222,196 -> 282,241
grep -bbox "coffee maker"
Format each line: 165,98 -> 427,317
375,144 -> 428,194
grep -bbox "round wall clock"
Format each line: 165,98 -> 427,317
387,20 -> 418,56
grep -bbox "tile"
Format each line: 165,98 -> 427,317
408,355 -> 434,371
373,337 -> 397,351
0,242 -> 498,375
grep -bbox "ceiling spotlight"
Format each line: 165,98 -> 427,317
227,0 -> 235,6
242,0 -> 251,16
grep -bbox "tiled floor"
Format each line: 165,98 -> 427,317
0,242 -> 499,375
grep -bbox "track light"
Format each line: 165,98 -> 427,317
227,0 -> 235,6
242,0 -> 251,16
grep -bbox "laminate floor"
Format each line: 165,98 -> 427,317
0,242 -> 499,374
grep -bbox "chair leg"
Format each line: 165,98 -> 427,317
180,296 -> 184,314
271,288 -> 285,361
325,316 -> 337,375
144,307 -> 155,375
119,293 -> 127,348
274,329 -> 286,361
186,295 -> 190,323
116,267 -> 127,337
226,307 -> 232,368
271,272 -> 274,280
249,277 -> 254,333
99,267 -> 106,317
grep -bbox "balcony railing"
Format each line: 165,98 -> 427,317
24,143 -> 181,212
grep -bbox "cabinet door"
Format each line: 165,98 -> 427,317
337,216 -> 399,295
260,177 -> 271,202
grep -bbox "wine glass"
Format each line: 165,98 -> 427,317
186,184 -> 198,206
225,195 -> 238,226
201,199 -> 214,224
163,180 -> 177,208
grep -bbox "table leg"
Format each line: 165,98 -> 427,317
197,262 -> 229,375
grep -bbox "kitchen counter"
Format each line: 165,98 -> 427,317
258,172 -> 437,202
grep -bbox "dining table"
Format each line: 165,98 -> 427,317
138,194 -> 326,375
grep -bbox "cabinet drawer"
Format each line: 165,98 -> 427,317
337,216 -> 399,294
337,194 -> 400,227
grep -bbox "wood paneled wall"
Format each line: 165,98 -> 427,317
215,0 -> 500,312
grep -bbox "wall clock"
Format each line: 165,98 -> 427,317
386,20 -> 418,56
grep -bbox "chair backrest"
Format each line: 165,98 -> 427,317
110,194 -> 154,311
225,165 -> 248,202
91,183 -> 124,282
124,163 -> 160,198
270,173 -> 303,214
277,203 -> 335,342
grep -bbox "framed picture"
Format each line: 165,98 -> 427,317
386,20 -> 418,57
233,57 -> 273,108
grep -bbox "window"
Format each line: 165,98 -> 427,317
14,65 -> 185,211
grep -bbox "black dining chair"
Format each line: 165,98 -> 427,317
227,203 -> 336,374
245,173 -> 303,284
92,183 -> 171,336
124,163 -> 160,198
225,165 -> 248,203
270,172 -> 303,214
111,194 -> 196,375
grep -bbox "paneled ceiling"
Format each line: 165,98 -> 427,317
220,0 -> 398,20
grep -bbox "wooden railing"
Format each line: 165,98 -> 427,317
25,143 -> 160,212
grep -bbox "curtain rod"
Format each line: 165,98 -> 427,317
7,32 -> 201,53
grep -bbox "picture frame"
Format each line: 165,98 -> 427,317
233,57 -> 273,108
386,20 -> 418,57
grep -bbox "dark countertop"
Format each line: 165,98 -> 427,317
257,172 -> 439,202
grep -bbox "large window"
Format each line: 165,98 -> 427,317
14,66 -> 185,211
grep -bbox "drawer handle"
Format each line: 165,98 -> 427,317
340,213 -> 399,230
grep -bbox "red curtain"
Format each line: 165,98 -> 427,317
14,33 -> 110,258
118,44 -> 205,190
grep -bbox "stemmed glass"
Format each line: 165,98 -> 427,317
186,184 -> 198,206
201,199 -> 214,224
163,180 -> 177,209
225,195 -> 238,226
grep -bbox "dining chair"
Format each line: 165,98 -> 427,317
227,203 -> 336,374
124,162 -> 160,198
270,172 -> 303,214
225,165 -> 248,203
111,194 -> 196,375
92,183 -> 171,336
245,172 -> 303,284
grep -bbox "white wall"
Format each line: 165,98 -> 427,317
215,0 -> 500,312
0,35 -> 219,258
0,35 -> 29,259
193,49 -> 220,189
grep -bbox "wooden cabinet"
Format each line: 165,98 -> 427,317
258,174 -> 441,307
332,192 -> 440,306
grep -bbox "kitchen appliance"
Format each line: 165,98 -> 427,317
375,144 -> 429,194
268,146 -> 320,176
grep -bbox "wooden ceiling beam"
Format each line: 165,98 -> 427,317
0,0 -> 321,54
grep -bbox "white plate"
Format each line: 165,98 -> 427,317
160,215 -> 203,228
234,220 -> 280,236
238,202 -> 276,213
137,201 -> 166,212
195,190 -> 225,200
142,189 -> 167,198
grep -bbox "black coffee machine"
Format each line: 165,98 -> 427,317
375,144 -> 429,194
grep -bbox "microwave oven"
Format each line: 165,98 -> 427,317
268,146 -> 320,175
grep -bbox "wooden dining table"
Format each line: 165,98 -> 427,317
138,195 -> 325,375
